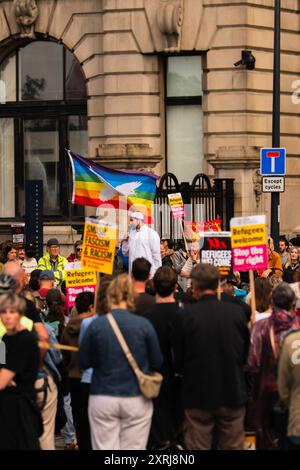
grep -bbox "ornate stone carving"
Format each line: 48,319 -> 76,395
13,0 -> 39,39
252,169 -> 263,208
157,0 -> 183,52
95,144 -> 162,171
208,146 -> 260,170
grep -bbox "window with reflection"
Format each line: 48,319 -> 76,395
20,42 -> 63,101
165,56 -> 203,182
24,119 -> 60,214
0,41 -> 87,220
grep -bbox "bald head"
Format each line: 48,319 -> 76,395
3,261 -> 25,293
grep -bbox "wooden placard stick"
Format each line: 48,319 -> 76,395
179,218 -> 189,253
94,272 -> 100,311
217,281 -> 222,301
249,270 -> 256,324
39,342 -> 79,352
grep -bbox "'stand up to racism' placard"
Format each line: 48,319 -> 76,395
200,232 -> 232,278
230,215 -> 268,272
81,219 -> 117,274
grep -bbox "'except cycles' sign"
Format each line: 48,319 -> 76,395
262,176 -> 285,193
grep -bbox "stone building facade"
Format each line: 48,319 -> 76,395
0,0 -> 299,251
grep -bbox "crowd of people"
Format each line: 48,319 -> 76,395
1,214 -> 300,451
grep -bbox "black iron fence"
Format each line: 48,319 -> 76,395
154,173 -> 234,240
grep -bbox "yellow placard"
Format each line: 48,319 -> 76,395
65,269 -> 97,288
168,193 -> 184,208
81,221 -> 117,274
167,193 -> 185,219
231,224 -> 267,248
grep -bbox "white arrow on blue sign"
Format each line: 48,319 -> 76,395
260,148 -> 286,175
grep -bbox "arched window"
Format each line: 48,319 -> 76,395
0,41 -> 87,219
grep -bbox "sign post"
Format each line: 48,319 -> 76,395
260,148 -> 285,249
230,215 -> 268,324
271,0 -> 281,251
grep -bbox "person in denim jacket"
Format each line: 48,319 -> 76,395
79,273 -> 163,450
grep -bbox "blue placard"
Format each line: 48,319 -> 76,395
260,148 -> 286,175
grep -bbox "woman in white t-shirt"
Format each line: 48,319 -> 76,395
22,243 -> 38,277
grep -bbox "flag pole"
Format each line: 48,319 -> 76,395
65,149 -> 75,246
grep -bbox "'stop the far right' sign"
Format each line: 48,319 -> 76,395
260,148 -> 286,175
230,215 -> 268,272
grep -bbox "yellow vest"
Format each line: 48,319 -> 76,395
0,316 -> 34,338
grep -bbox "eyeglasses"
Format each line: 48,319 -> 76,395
76,248 -> 82,252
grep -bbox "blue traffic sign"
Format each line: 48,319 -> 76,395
260,148 -> 286,175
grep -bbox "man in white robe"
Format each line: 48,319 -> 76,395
127,212 -> 161,278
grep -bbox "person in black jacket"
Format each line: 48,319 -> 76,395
174,263 -> 250,450
0,293 -> 42,450
144,266 -> 183,449
132,258 -> 155,315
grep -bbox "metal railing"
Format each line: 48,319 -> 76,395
154,173 -> 234,239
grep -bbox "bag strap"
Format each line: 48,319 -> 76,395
106,313 -> 142,379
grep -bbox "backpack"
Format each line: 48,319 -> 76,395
33,291 -> 48,319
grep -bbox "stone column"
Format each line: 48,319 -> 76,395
208,145 -> 272,233
209,146 -> 261,216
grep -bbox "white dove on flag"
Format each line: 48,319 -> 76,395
99,181 -> 142,202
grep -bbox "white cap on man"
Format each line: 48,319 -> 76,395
130,211 -> 144,221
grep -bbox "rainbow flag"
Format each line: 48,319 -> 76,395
68,150 -> 158,219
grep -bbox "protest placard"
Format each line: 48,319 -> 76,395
64,261 -> 82,271
184,219 -> 223,240
65,268 -> 97,308
230,215 -> 268,324
167,193 -> 189,251
81,219 -> 117,274
167,193 -> 185,219
230,215 -> 268,272
11,223 -> 25,248
200,232 -> 232,278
